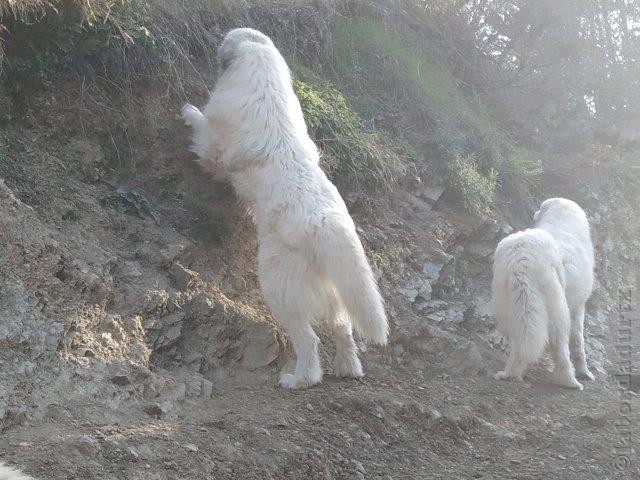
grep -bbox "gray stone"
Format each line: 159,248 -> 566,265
152,311 -> 186,351
240,321 -> 280,370
398,287 -> 419,303
182,373 -> 213,398
111,374 -> 132,386
169,262 -> 200,290
419,186 -> 445,205
141,289 -> 169,314
579,412 -> 609,427
425,311 -> 446,323
159,243 -> 190,267
201,379 -> 213,398
64,435 -> 101,457
418,281 -> 432,301
466,241 -> 495,259
448,341 -> 487,375
118,260 -> 143,280
370,406 -> 385,419
143,403 -> 164,418
445,303 -> 467,323
399,277 -> 432,304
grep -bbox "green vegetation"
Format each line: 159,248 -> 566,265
445,154 -> 499,216
0,0 -> 161,84
101,187 -> 159,223
1,0 -> 159,82
328,16 -> 541,213
0,1 -> 548,215
291,63 -> 416,186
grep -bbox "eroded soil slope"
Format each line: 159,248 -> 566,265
1,82 -> 639,480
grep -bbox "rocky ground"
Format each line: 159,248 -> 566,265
1,85 -> 639,479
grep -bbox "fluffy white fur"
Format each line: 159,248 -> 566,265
182,28 -> 388,389
491,198 -> 595,389
0,463 -> 34,480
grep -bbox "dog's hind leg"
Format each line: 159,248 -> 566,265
331,315 -> 363,379
546,275 -> 583,390
494,345 -> 528,382
321,291 -> 362,379
548,308 -> 583,390
259,247 -> 322,389
549,332 -> 583,390
277,315 -> 322,389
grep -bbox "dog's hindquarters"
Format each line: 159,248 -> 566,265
492,230 -> 582,389
492,240 -> 549,381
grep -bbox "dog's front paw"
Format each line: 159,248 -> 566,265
181,104 -> 204,127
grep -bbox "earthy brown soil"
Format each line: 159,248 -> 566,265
0,78 -> 639,480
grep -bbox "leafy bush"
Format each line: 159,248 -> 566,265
101,186 -> 159,223
2,0 -> 158,82
292,63 -> 415,186
445,154 -> 498,216
328,15 -> 540,212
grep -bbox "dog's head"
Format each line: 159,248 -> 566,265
533,198 -> 557,224
218,28 -> 274,72
533,197 -> 586,226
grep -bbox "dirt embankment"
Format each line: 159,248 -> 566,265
1,92 -> 638,478
1,3 -> 639,479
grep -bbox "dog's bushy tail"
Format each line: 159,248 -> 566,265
0,462 -> 35,480
493,236 -> 560,365
492,229 -> 569,363
323,231 -> 388,345
504,270 -> 549,365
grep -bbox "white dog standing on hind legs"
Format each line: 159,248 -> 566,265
491,198 -> 595,389
181,28 -> 388,389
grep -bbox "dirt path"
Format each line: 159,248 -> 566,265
1,348 -> 637,479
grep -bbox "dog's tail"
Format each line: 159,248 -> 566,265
505,269 -> 548,365
323,228 -> 388,345
493,233 -> 566,365
0,462 -> 36,480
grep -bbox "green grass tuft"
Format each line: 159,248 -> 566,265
445,154 -> 499,216
328,15 -> 540,213
291,62 -> 415,186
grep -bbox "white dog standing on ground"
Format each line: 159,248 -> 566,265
490,198 -> 595,389
0,463 -> 34,480
181,28 -> 388,389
